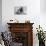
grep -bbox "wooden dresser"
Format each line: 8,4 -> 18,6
7,23 -> 34,46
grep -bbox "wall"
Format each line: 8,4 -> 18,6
0,0 -> 2,32
40,0 -> 46,13
2,0 -> 40,31
2,0 -> 46,46
40,0 -> 46,31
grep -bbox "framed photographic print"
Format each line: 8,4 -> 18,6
14,6 -> 27,15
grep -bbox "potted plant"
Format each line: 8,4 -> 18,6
36,25 -> 45,46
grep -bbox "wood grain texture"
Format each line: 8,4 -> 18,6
7,23 -> 34,46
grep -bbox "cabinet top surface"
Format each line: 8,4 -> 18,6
7,23 -> 34,25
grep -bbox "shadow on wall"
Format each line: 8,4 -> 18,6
0,0 -> 2,32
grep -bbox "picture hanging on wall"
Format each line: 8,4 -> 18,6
14,6 -> 27,15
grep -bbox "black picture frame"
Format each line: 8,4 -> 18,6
14,6 -> 27,15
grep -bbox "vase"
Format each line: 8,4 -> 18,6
39,40 -> 45,46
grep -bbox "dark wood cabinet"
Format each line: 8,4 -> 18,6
7,23 -> 34,46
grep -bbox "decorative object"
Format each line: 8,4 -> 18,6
0,32 -> 5,46
14,6 -> 27,15
1,31 -> 12,46
36,25 -> 45,46
25,20 -> 30,23
10,20 -> 13,21
9,19 -> 19,23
